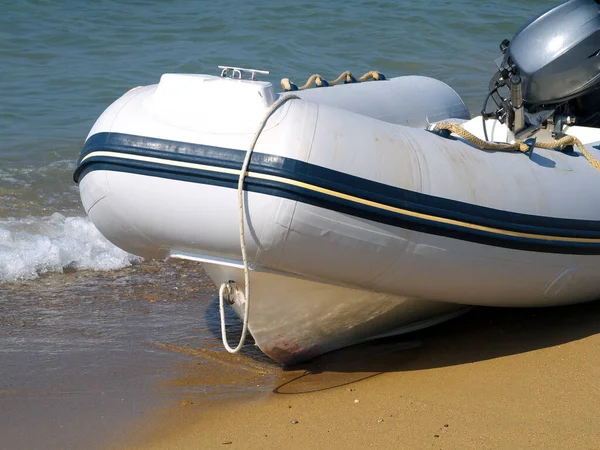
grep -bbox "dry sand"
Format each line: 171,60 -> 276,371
116,301 -> 600,450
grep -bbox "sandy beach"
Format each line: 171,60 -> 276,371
2,261 -> 599,450
2,261 -> 599,449
116,300 -> 600,450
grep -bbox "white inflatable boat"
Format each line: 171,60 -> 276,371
75,0 -> 600,364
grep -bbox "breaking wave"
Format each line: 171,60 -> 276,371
0,213 -> 141,282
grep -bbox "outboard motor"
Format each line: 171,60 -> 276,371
484,0 -> 600,136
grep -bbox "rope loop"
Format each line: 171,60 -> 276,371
219,94 -> 300,354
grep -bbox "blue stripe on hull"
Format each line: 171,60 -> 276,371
74,132 -> 600,255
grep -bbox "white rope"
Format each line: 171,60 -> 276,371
219,94 -> 300,353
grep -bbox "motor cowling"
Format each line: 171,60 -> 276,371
505,0 -> 600,108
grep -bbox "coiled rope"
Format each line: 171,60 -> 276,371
219,94 -> 300,353
433,121 -> 600,171
281,70 -> 385,91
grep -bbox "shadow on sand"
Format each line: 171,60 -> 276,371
274,299 -> 600,394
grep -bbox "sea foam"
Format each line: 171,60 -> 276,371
0,213 -> 141,282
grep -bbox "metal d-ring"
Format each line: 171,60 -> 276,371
224,280 -> 237,305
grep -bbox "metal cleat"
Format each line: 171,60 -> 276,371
523,138 -> 536,159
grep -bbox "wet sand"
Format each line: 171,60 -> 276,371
3,261 -> 600,449
0,260 -> 277,450
117,300 -> 600,450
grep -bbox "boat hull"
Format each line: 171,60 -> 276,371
75,73 -> 600,363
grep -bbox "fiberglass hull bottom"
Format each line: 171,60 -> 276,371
200,261 -> 466,364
